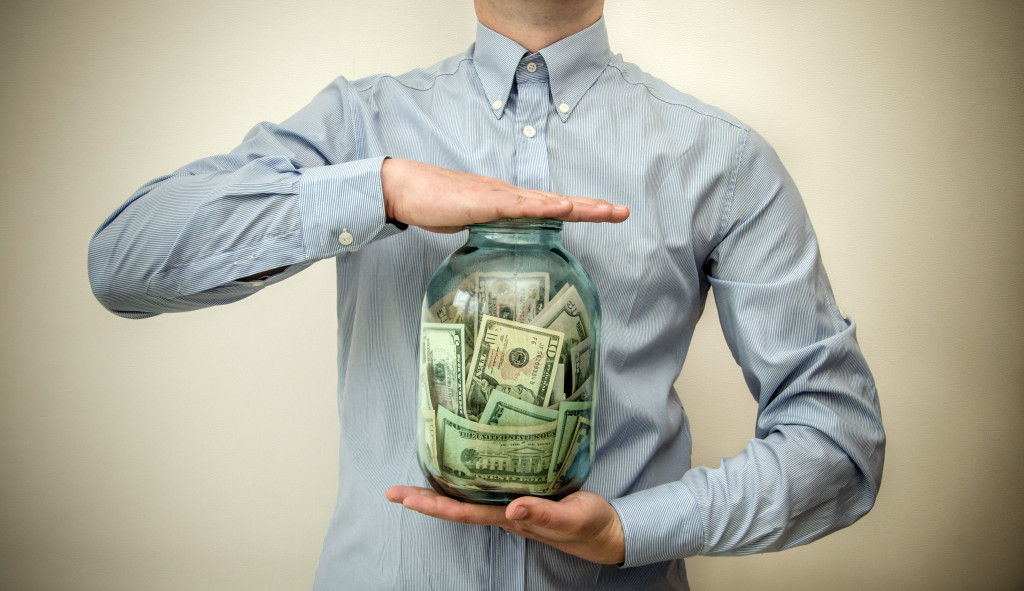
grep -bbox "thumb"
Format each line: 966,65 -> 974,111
505,496 -> 562,529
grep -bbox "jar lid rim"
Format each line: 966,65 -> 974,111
469,217 -> 563,229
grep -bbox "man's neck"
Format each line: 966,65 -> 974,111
474,0 -> 604,53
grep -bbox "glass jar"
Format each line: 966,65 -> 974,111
416,218 -> 601,504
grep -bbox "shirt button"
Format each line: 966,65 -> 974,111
492,99 -> 503,110
558,102 -> 570,114
338,231 -> 354,245
523,125 -> 536,138
526,62 -> 537,73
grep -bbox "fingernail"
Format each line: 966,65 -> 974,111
509,505 -> 527,520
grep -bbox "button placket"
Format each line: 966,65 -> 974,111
511,59 -> 552,191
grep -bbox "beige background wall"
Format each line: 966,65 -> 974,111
1,1 -> 1021,589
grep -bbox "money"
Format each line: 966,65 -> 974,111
477,272 -> 550,326
436,405 -> 557,489
549,417 -> 593,490
480,390 -> 559,427
548,399 -> 592,481
420,323 -> 467,416
418,269 -> 597,497
529,284 -> 589,353
420,408 -> 439,471
565,374 -> 593,403
568,337 -> 592,395
465,315 -> 564,417
427,272 -> 479,325
549,364 -> 567,406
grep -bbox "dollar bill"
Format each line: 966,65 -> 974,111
549,363 -> 567,407
427,272 -> 477,324
477,272 -> 550,327
418,362 -> 432,410
549,416 -> 593,490
480,390 -> 559,427
568,336 -> 592,394
436,405 -> 557,488
420,323 -> 466,416
419,407 -> 439,471
529,284 -> 589,363
465,315 -> 564,417
548,399 -> 592,481
549,282 -> 570,303
565,374 -> 593,403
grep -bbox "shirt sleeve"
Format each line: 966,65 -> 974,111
87,78 -> 402,318
611,128 -> 885,565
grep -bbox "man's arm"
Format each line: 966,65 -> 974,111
389,129 -> 883,567
611,128 -> 884,563
88,79 -> 626,319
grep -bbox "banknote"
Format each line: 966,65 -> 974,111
477,272 -> 550,327
529,284 -> 589,366
436,405 -> 557,488
548,399 -> 592,481
464,315 -> 564,417
549,363 -> 567,406
568,336 -> 592,394
419,408 -> 439,471
480,390 -> 559,427
565,374 -> 593,403
549,282 -> 570,304
420,323 -> 467,416
549,416 -> 592,489
418,363 -> 432,410
427,272 -> 479,325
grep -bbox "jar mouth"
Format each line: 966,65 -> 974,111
469,217 -> 563,231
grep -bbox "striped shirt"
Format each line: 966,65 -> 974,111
88,17 -> 884,591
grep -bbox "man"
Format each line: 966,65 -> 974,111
88,0 -> 884,588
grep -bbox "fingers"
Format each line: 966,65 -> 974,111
487,190 -> 629,224
505,492 -> 626,564
386,486 -> 508,527
386,487 -> 626,564
505,495 -> 587,540
487,189 -> 574,221
381,158 -> 629,230
560,198 -> 630,223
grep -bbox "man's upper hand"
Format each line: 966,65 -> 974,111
385,485 -> 626,565
380,158 -> 630,233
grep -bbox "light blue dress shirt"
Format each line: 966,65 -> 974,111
89,18 -> 884,591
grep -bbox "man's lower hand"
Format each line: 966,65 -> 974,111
381,158 -> 630,233
385,485 -> 626,565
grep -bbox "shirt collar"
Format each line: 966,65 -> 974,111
472,16 -> 613,122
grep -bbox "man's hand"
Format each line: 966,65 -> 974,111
385,485 -> 626,565
381,158 -> 629,233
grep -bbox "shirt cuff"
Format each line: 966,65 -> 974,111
297,156 -> 402,259
610,480 -> 706,567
